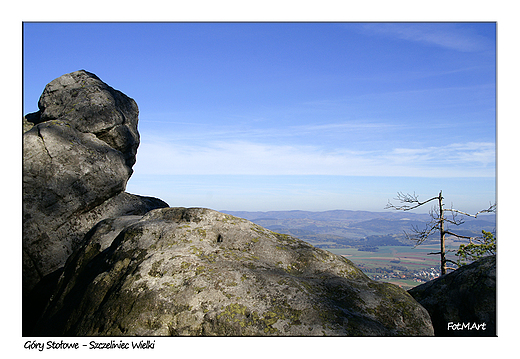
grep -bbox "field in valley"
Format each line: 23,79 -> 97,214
326,245 -> 457,289
327,245 -> 441,270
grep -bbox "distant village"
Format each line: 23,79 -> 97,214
357,264 -> 442,283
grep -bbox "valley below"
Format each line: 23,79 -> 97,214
222,209 -> 496,289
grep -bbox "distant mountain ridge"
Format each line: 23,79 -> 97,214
221,210 -> 496,249
222,209 -> 432,222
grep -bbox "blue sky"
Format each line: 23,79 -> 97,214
23,22 -> 496,213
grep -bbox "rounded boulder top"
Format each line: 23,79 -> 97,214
27,70 -> 140,167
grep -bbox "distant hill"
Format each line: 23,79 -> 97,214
223,209 -> 432,222
221,210 -> 496,249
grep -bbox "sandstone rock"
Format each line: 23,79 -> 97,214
23,70 -> 168,294
408,255 -> 496,336
34,207 -> 434,336
28,70 -> 140,168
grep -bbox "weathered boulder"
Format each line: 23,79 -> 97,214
408,255 -> 496,336
23,70 -> 168,295
34,207 -> 434,336
28,70 -> 140,168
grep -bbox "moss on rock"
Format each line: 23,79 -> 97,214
34,207 -> 434,336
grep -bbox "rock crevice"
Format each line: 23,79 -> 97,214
23,70 -> 168,296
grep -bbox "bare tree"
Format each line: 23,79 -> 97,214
386,190 -> 495,275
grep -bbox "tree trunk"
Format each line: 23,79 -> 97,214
439,191 -> 447,275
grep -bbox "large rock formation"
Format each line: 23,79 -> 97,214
23,70 -> 168,295
408,255 -> 496,336
34,207 -> 433,336
24,71 -> 434,336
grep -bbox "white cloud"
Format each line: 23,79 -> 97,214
385,142 -> 495,167
357,23 -> 492,52
133,138 -> 495,178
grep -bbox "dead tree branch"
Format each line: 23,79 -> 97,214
385,192 -> 438,211
444,203 -> 496,218
444,230 -> 474,240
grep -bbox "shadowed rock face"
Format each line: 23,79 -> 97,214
23,70 -> 168,295
408,255 -> 496,336
34,207 -> 434,336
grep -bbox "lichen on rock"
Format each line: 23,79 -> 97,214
23,70 -> 168,296
34,207 -> 434,336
